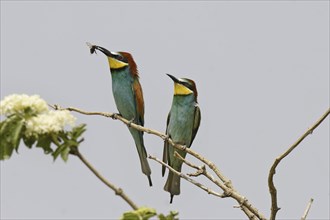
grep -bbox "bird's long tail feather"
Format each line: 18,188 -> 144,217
130,128 -> 152,186
164,170 -> 181,203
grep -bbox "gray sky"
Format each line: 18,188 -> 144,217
1,1 -> 329,219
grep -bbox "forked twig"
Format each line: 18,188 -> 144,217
268,108 -> 330,220
174,152 -> 259,220
148,154 -> 224,198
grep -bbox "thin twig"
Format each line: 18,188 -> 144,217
148,154 -> 224,198
187,167 -> 205,177
174,152 -> 262,220
234,204 -> 259,220
268,108 -> 330,220
301,198 -> 314,220
71,148 -> 138,210
174,151 -> 201,171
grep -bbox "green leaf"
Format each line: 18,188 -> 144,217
22,135 -> 37,148
0,120 -> 15,160
120,212 -> 140,220
158,211 -> 179,220
36,134 -> 53,154
70,124 -> 87,140
54,127 -> 85,162
60,145 -> 71,162
12,119 -> 24,152
0,116 -> 24,160
52,143 -> 68,161
121,207 -> 157,220
158,214 -> 166,220
137,207 -> 157,220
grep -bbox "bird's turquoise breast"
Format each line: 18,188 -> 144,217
168,94 -> 196,146
111,68 -> 136,120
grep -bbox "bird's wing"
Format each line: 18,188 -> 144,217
132,78 -> 145,126
190,104 -> 201,147
162,112 -> 171,176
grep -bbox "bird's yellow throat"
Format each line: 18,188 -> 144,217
108,57 -> 128,69
174,83 -> 193,95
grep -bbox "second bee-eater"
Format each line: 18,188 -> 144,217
88,43 -> 152,186
162,74 -> 201,203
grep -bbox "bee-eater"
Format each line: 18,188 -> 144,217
87,43 -> 152,186
162,74 -> 201,203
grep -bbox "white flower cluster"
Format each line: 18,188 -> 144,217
25,110 -> 76,136
0,94 -> 76,136
0,94 -> 48,116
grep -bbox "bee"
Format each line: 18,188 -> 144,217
86,42 -> 97,54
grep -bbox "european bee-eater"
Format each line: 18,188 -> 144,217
162,74 -> 201,203
87,43 -> 152,186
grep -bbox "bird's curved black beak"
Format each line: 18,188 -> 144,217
167,74 -> 180,83
86,42 -> 114,57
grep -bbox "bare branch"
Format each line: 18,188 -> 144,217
51,104 -> 169,139
56,104 -> 330,220
174,152 -> 259,220
148,154 -> 224,198
53,104 -> 267,219
301,198 -> 314,220
70,148 -> 138,210
169,144 -> 266,220
268,108 -> 330,220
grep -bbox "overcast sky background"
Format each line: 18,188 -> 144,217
1,1 -> 329,219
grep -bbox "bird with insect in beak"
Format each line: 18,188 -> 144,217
162,74 -> 201,203
87,42 -> 152,186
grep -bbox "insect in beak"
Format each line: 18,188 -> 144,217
86,42 -> 97,54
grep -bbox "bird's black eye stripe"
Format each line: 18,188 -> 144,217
182,82 -> 193,90
114,54 -> 124,61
